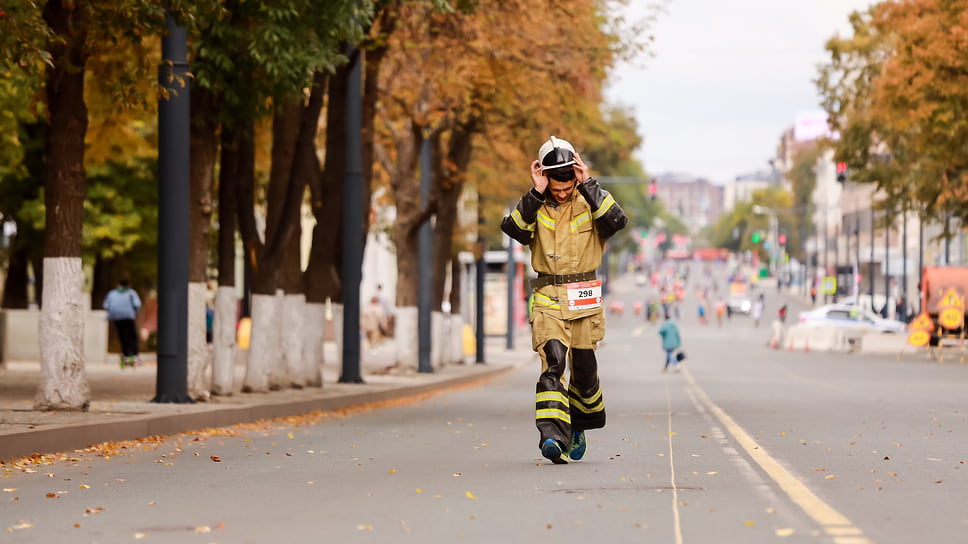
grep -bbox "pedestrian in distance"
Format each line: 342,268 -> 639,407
752,294 -> 764,327
659,313 -> 682,373
103,279 -> 142,369
501,135 -> 628,465
361,295 -> 388,348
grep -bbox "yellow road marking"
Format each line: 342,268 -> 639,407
664,382 -> 684,544
682,368 -> 872,543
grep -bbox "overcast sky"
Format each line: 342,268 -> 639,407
604,0 -> 876,184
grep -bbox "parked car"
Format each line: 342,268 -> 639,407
726,294 -> 752,314
798,304 -> 906,334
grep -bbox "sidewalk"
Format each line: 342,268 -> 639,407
0,336 -> 534,462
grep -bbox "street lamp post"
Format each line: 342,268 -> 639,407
752,205 -> 778,277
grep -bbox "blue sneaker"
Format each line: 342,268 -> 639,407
569,430 -> 586,460
541,438 -> 568,464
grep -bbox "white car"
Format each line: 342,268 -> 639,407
798,304 -> 906,334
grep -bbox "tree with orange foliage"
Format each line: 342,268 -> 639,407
375,0 -> 631,368
819,1 -> 968,227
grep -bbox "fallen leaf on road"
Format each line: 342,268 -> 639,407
466,491 -> 477,499
3,488 -> 15,493
85,507 -> 104,514
46,493 -> 59,499
775,528 -> 794,537
79,485 -> 90,489
9,521 -> 34,530
210,456 -> 222,462
357,524 -> 373,531
825,475 -> 835,480
195,526 -> 211,533
135,533 -> 147,539
744,520 -> 755,527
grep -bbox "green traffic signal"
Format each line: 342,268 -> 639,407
752,232 -> 760,243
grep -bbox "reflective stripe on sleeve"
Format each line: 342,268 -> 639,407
511,208 -> 535,231
591,194 -> 616,219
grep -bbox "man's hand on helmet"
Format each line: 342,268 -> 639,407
573,152 -> 590,183
531,160 -> 549,193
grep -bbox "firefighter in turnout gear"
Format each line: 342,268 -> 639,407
501,136 -> 628,464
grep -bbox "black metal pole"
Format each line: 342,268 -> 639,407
869,206 -> 875,300
902,211 -> 907,320
418,138 -> 432,373
823,210 -> 828,303
475,198 -> 485,364
505,228 -> 514,350
855,217 -> 860,302
919,215 -> 924,313
884,213 -> 890,317
154,13 -> 192,403
339,46 -> 364,384
945,214 -> 951,265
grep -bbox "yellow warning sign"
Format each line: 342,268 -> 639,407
938,307 -> 964,330
909,313 -> 935,332
939,288 -> 965,311
907,330 -> 931,347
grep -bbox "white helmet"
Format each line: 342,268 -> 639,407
537,136 -> 576,172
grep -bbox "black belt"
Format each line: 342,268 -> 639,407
530,271 -> 597,290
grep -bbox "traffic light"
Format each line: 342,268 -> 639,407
778,233 -> 786,244
752,232 -> 761,244
648,178 -> 657,201
836,162 -> 848,183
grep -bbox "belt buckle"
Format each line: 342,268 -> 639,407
554,274 -> 565,285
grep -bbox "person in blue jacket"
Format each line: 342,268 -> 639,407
103,279 -> 142,368
658,313 -> 682,373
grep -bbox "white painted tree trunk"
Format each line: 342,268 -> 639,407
302,302 -> 325,387
331,302 -> 343,372
449,314 -> 467,364
267,290 -> 290,390
35,257 -> 90,410
281,293 -> 305,388
242,293 -> 278,393
431,311 -> 444,370
212,286 -> 237,395
187,281 -> 212,401
394,306 -> 418,371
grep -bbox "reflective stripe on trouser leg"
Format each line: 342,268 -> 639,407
569,347 -> 605,431
536,339 -> 571,449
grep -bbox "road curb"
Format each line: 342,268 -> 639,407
1,363 -> 516,462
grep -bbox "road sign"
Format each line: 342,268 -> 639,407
908,313 -> 935,332
939,307 -> 964,330
939,288 -> 965,310
908,330 -> 930,347
822,276 -> 837,295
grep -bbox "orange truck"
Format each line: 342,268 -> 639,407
920,266 -> 968,342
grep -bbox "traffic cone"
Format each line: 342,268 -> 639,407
770,335 -> 778,349
803,338 -> 810,353
788,336 -> 795,351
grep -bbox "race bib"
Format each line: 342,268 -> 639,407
566,280 -> 602,309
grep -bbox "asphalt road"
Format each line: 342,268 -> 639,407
3,270 -> 967,543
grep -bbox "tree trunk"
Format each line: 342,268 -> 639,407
36,0 -> 90,411
387,123 -> 425,368
187,85 -> 219,401
213,126 -> 239,396
305,69 -> 348,305
238,103 -> 306,392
